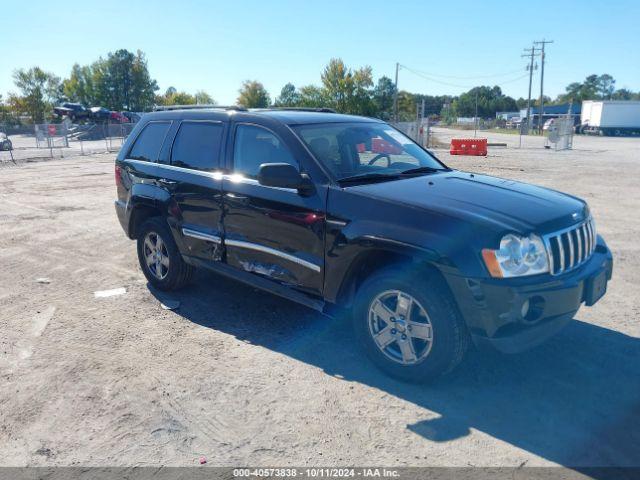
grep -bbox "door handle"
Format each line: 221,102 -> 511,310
158,178 -> 177,186
225,193 -> 250,205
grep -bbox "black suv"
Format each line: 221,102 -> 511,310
114,107 -> 613,381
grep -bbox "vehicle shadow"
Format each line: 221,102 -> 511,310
149,269 -> 640,468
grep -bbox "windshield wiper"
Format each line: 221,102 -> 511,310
337,172 -> 401,185
399,166 -> 442,175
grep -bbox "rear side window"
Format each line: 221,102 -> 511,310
170,122 -> 223,171
128,122 -> 171,162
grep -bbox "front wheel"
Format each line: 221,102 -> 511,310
136,217 -> 194,291
353,268 -> 469,382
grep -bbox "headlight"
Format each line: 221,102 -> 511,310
482,233 -> 549,278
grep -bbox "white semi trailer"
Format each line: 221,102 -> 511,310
581,100 -> 640,136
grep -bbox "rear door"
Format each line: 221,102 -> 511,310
222,122 -> 326,296
156,119 -> 227,262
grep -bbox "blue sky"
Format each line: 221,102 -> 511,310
3,0 -> 639,104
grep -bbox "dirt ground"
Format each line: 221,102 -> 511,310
1,130 -> 639,468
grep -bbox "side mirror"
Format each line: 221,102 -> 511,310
258,163 -> 313,194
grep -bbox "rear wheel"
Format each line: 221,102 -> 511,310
353,267 -> 469,382
137,217 -> 194,291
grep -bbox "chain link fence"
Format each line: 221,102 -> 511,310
1,120 -> 137,166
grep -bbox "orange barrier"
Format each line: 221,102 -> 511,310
450,138 -> 488,156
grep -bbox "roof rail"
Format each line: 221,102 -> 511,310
152,104 -> 248,112
263,107 -> 337,113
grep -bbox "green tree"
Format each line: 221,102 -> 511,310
320,58 -> 375,115
298,85 -> 327,108
156,90 -> 196,106
194,90 -> 215,105
451,86 -> 517,118
61,50 -> 158,111
396,90 -> 416,121
348,66 -> 374,115
237,80 -> 270,108
62,64 -> 97,106
321,58 -> 350,111
12,67 -> 61,122
556,74 -> 615,103
372,76 -> 396,120
611,88 -> 636,100
596,74 -> 615,99
274,83 -> 301,107
0,94 -> 20,126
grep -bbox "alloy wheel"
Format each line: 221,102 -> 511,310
368,290 -> 434,365
143,231 -> 170,280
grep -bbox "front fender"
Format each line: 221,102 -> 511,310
323,187 -> 495,304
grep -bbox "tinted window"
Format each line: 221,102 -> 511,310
233,125 -> 297,178
128,122 -> 171,162
171,122 -> 223,171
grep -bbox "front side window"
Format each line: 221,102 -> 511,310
128,122 -> 171,162
292,122 -> 446,180
233,125 -> 297,178
171,122 -> 223,171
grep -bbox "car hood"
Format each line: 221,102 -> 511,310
347,170 -> 588,233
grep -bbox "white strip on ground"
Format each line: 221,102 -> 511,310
94,287 -> 126,298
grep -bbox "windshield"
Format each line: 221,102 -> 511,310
292,122 -> 447,181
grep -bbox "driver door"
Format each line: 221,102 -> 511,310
222,122 -> 326,296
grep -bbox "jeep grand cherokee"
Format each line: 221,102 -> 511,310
114,107 -> 613,381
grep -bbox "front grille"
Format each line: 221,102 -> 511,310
544,218 -> 596,275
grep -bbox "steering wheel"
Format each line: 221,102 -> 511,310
367,154 -> 391,167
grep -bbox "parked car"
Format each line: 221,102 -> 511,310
114,107 -> 613,381
0,132 -> 12,151
110,111 -> 130,123
89,106 -> 111,123
122,111 -> 143,123
53,102 -> 89,121
506,117 -> 522,129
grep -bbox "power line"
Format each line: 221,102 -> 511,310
401,66 -> 525,80
400,64 -> 529,90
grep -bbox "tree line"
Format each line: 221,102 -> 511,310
2,50 -> 639,126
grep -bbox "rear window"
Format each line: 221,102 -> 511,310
170,122 -> 224,171
128,122 -> 171,162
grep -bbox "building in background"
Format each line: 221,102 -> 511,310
520,103 -> 581,128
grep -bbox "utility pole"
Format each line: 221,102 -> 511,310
474,91 -> 479,137
420,98 -> 426,146
393,62 -> 400,124
521,46 -> 540,134
534,39 -> 553,134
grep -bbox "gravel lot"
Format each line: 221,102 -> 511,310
1,130 -> 638,468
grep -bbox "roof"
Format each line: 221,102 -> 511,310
252,110 -> 382,125
523,104 -> 581,115
143,107 -> 383,125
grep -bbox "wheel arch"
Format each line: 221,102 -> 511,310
128,203 -> 164,239
332,246 -> 454,310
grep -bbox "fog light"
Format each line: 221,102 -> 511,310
521,296 -> 545,324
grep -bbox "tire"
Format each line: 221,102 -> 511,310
352,267 -> 469,382
136,217 -> 194,291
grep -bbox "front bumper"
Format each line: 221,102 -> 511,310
446,235 -> 613,353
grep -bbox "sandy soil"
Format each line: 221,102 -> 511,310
0,131 -> 638,467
